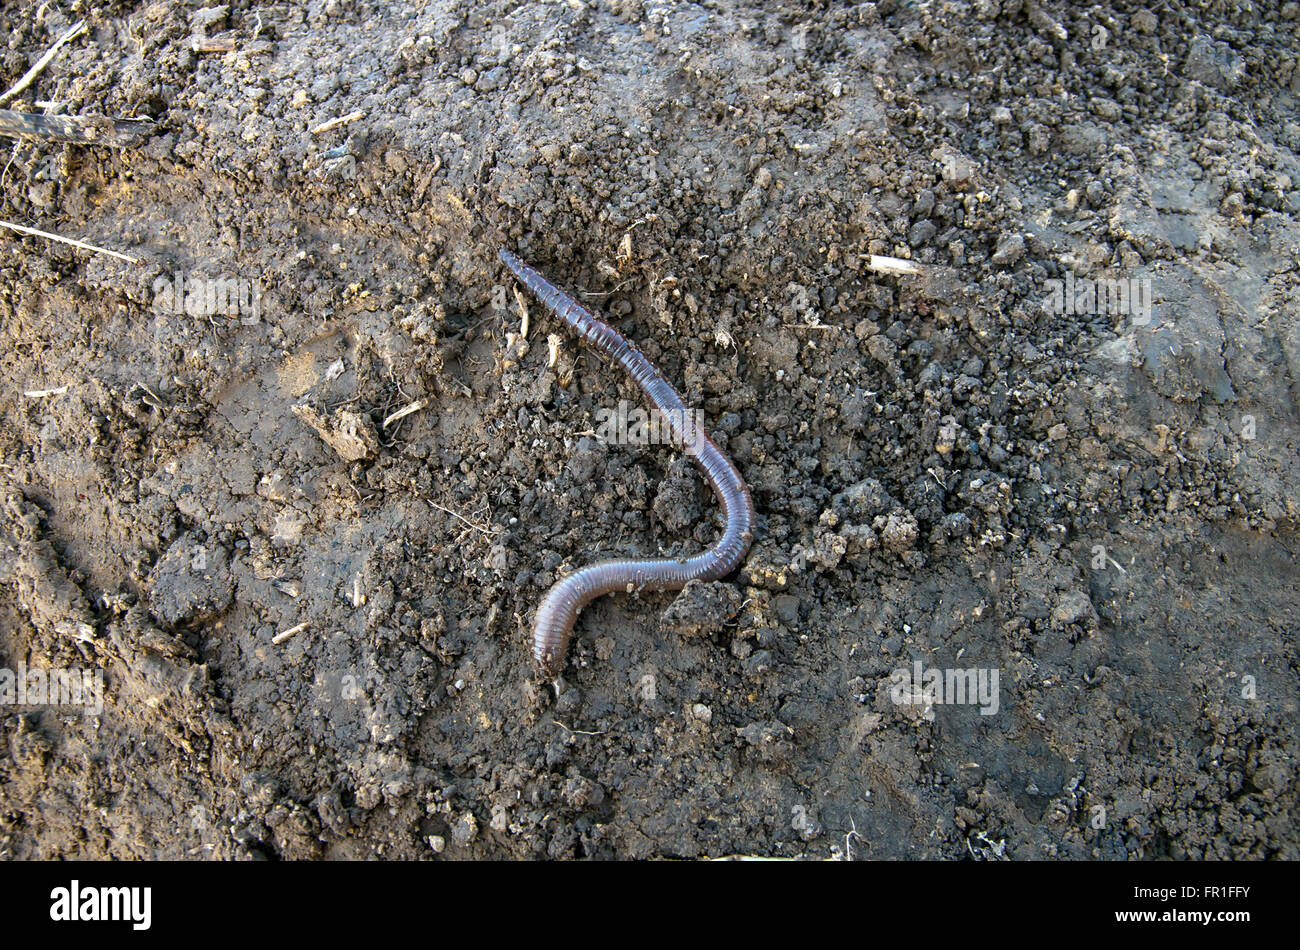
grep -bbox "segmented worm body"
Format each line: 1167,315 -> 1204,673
500,249 -> 755,677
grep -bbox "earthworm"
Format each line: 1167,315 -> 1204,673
500,248 -> 755,677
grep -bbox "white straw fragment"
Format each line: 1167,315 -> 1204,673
864,254 -> 924,276
0,19 -> 87,107
310,110 -> 364,135
381,400 -> 425,429
272,621 -> 310,645
0,219 -> 140,263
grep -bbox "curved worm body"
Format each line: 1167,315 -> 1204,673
500,248 -> 755,677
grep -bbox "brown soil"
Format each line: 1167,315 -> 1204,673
1,0 -> 1297,859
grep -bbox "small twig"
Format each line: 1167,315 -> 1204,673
272,621 -> 310,645
0,219 -> 140,263
429,500 -> 498,535
310,110 -> 364,135
0,108 -> 154,146
579,277 -> 637,298
0,19 -> 87,107
22,385 -> 67,398
381,399 -> 424,429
